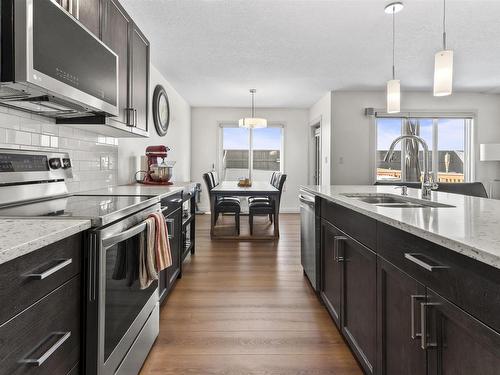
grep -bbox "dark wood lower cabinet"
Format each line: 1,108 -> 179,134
320,219 -> 342,326
320,220 -> 376,374
340,233 -> 377,375
426,289 -> 500,375
318,199 -> 500,375
0,277 -> 80,375
159,206 -> 182,303
377,257 -> 426,375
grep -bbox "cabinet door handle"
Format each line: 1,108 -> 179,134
22,332 -> 71,366
410,295 -> 426,339
333,235 -> 347,262
404,253 -> 449,272
166,218 -> 174,239
420,302 -> 440,349
134,109 -> 138,127
25,259 -> 72,280
126,108 -> 135,127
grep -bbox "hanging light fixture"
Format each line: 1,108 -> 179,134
434,0 -> 453,96
239,89 -> 267,128
385,2 -> 404,114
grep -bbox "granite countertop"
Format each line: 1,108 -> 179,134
300,185 -> 500,270
79,182 -> 196,199
0,219 -> 91,265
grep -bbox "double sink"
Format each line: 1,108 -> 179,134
341,193 -> 455,208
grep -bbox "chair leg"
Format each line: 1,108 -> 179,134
249,213 -> 253,235
236,213 -> 240,235
214,211 -> 219,224
269,214 -> 273,223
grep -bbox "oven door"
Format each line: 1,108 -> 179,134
86,204 -> 160,375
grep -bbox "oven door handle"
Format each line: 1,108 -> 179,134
102,222 -> 147,248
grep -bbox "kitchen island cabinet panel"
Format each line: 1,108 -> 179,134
320,219 -> 342,326
378,222 -> 500,333
426,289 -> 500,375
340,233 -> 377,375
377,257 -> 426,375
320,200 -> 377,249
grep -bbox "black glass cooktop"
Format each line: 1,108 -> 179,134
0,195 -> 158,227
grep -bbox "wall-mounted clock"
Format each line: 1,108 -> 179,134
152,85 -> 170,136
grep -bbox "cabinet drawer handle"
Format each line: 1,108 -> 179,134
22,331 -> 71,366
410,295 -> 426,339
420,302 -> 440,350
333,235 -> 347,262
25,259 -> 72,280
404,253 -> 449,272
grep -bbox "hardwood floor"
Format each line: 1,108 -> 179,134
140,214 -> 362,375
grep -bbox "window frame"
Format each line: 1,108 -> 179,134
217,122 -> 285,180
370,111 -> 475,184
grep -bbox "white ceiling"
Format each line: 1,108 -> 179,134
121,0 -> 500,108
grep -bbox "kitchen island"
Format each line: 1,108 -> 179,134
300,185 -> 500,375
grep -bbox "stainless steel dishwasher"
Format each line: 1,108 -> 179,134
299,190 -> 319,291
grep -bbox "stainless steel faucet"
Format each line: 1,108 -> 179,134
384,135 -> 438,200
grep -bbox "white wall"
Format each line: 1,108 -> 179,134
308,92 -> 332,186
191,107 -> 309,212
329,91 -> 500,191
118,64 -> 191,184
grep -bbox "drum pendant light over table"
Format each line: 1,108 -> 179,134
239,89 -> 267,129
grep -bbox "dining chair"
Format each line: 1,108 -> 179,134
203,172 -> 241,234
248,173 -> 287,235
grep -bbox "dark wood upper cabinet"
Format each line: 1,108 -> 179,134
340,233 -> 377,375
320,219 -> 342,327
425,289 -> 500,375
101,0 -> 149,135
377,257 -> 426,375
102,0 -> 131,126
78,0 -> 101,37
130,25 -> 150,134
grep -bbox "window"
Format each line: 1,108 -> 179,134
375,114 -> 473,183
220,124 -> 283,181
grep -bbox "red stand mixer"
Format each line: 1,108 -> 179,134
136,145 -> 175,185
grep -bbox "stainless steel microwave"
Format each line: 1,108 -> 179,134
0,0 -> 118,118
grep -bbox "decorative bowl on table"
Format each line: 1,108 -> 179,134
237,178 -> 252,187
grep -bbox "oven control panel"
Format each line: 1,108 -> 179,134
0,149 -> 73,183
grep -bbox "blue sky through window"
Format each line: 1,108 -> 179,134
223,127 -> 282,150
377,118 -> 465,150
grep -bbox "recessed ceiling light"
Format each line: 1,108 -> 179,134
384,2 -> 404,14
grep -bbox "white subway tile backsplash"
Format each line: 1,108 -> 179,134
0,111 -> 118,193
6,129 -> 31,145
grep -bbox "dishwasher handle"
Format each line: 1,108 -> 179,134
299,194 -> 315,205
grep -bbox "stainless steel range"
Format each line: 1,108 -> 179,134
0,148 -> 161,375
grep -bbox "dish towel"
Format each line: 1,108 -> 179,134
139,217 -> 159,289
148,212 -> 173,272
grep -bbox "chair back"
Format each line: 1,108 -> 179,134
374,181 -> 488,198
270,172 -> 278,186
211,171 -> 220,187
276,173 -> 287,201
203,173 -> 215,194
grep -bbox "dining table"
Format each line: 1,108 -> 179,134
210,181 -> 280,240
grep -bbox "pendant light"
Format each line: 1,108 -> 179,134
239,89 -> 267,128
385,2 -> 404,114
434,0 -> 453,96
